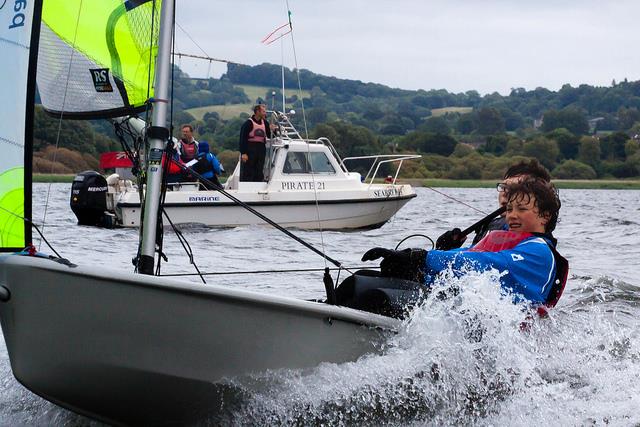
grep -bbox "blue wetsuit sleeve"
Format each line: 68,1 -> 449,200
209,153 -> 222,175
424,237 -> 556,304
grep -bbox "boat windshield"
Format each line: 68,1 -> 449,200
283,152 -> 336,174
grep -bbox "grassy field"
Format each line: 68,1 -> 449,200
430,107 -> 473,117
186,103 -> 251,121
186,84 -> 312,121
34,174 -> 75,183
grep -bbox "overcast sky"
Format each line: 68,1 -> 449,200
173,1 -> 639,95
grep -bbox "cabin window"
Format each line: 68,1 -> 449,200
283,152 -> 336,174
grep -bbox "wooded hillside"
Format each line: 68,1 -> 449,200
34,63 -> 640,179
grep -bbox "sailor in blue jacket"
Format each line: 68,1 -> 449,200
363,178 -> 568,308
189,141 -> 223,189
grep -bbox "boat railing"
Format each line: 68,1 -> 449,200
339,154 -> 422,186
269,110 -> 348,172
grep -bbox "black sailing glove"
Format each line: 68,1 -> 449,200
435,228 -> 466,250
361,247 -> 427,282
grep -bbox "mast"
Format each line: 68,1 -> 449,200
138,0 -> 174,275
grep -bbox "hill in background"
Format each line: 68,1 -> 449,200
34,63 -> 640,179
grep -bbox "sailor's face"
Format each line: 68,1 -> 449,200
506,193 -> 547,234
256,106 -> 266,120
498,175 -> 524,211
181,126 -> 193,141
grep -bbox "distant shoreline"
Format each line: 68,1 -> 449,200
33,174 -> 640,190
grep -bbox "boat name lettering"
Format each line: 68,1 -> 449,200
281,181 -> 325,190
87,186 -> 107,192
374,188 -> 403,197
189,196 -> 220,202
7,0 -> 26,29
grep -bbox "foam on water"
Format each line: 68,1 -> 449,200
209,271 -> 640,426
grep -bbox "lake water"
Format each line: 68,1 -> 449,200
1,184 -> 639,425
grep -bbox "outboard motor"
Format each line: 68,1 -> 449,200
70,171 -> 110,226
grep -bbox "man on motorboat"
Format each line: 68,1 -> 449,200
239,104 -> 272,182
362,178 -> 568,309
178,124 -> 199,162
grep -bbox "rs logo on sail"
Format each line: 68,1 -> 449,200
6,0 -> 26,29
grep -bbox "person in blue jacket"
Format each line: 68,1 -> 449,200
435,159 -> 552,250
190,141 -> 223,190
362,178 -> 568,308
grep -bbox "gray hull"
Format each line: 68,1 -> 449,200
0,255 -> 398,425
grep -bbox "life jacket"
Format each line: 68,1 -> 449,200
191,154 -> 215,177
247,117 -> 267,143
180,139 -> 198,161
162,153 -> 182,175
469,230 -> 569,312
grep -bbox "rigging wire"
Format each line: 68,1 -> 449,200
424,186 -> 489,216
161,208 -> 206,283
165,158 -> 350,272
39,0 -> 86,250
0,206 -> 63,258
159,265 -> 379,278
269,1 -> 331,274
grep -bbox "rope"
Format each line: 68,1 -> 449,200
278,0 -> 328,270
161,208 -> 206,283
0,206 -> 63,258
425,186 -> 489,215
159,265 -> 379,278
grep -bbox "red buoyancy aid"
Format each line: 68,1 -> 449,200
180,139 -> 198,161
469,230 -> 569,312
468,230 -> 533,253
247,117 -> 267,143
161,153 -> 182,174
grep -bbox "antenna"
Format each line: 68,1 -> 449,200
281,38 -> 286,112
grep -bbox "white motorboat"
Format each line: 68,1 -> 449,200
78,113 -> 419,230
0,1 -> 419,424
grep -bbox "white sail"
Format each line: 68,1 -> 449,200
0,0 -> 39,250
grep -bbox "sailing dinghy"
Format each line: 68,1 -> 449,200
0,1 -> 416,424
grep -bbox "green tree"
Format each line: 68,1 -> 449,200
546,128 -> 580,159
402,131 -> 457,156
311,121 -> 380,157
451,143 -> 474,157
541,109 -> 589,135
577,136 -> 601,171
522,137 -> 560,169
617,107 -> 640,130
481,134 -> 509,155
476,107 -> 505,135
552,160 -> 597,179
456,113 -> 477,134
600,131 -> 628,160
624,139 -> 640,158
419,116 -> 451,134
